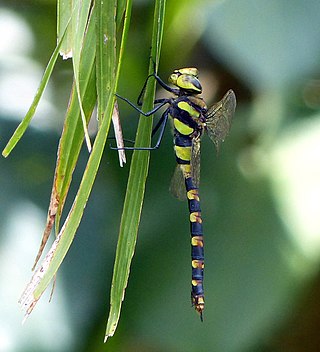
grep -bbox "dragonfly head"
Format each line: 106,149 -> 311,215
169,68 -> 202,94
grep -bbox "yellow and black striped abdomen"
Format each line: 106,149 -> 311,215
171,99 -> 205,319
186,176 -> 204,319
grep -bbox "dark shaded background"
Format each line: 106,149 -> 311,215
1,1 -> 320,351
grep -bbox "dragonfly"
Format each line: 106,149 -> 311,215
116,67 -> 236,320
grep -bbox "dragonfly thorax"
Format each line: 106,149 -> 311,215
169,95 -> 206,135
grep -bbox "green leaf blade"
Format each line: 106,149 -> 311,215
2,28 -> 68,158
20,87 -> 116,322
105,0 -> 167,341
31,10 -> 97,269
96,0 -> 116,124
57,0 -> 73,58
19,2 -> 118,320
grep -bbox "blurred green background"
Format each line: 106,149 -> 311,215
1,1 -> 320,351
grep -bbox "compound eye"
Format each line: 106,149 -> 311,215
168,73 -> 179,85
177,75 -> 202,93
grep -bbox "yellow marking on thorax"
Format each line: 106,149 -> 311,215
187,189 -> 199,201
173,118 -> 194,135
174,145 -> 191,161
190,212 -> 202,223
177,101 -> 200,118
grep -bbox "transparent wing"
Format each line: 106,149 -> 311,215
191,137 -> 201,189
169,165 -> 186,201
205,89 -> 236,151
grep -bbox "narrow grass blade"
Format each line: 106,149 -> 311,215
19,0 -> 119,322
57,0 -> 93,152
96,0 -> 116,125
105,0 -> 167,341
32,10 -> 97,269
57,0 -> 73,58
20,87 -> 116,323
96,0 -> 126,166
116,0 -> 127,29
2,26 -> 69,158
72,0 -> 93,152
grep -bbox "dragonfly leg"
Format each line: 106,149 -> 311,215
116,93 -> 170,116
110,110 -> 169,151
137,68 -> 180,106
137,57 -> 158,105
151,110 -> 169,149
137,73 -> 156,106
